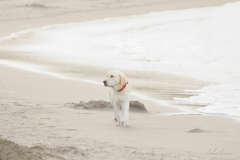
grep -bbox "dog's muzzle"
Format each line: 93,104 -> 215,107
103,80 -> 107,87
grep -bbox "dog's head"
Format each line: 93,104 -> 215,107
103,70 -> 127,89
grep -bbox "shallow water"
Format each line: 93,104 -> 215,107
1,2 -> 240,117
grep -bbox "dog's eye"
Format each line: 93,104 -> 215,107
110,75 -> 114,78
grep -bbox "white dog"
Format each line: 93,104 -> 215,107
103,70 -> 131,126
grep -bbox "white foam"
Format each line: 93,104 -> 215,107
175,83 -> 240,118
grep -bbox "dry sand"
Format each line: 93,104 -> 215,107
1,0 -> 240,160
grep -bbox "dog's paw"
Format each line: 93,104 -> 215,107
116,120 -> 127,127
116,120 -> 123,127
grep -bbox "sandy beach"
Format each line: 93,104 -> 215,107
1,0 -> 240,160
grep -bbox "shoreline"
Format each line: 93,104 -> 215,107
1,0 -> 240,160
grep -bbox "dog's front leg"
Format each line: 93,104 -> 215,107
112,102 -> 117,122
114,102 -> 121,126
121,101 -> 129,126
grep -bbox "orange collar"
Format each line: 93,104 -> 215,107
118,82 -> 128,92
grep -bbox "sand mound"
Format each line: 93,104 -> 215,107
187,128 -> 206,133
0,138 -> 43,160
64,100 -> 148,113
0,139 -> 86,160
31,145 -> 87,159
21,3 -> 49,8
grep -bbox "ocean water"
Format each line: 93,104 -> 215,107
1,2 -> 240,117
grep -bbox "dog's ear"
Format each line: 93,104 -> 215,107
120,72 -> 127,87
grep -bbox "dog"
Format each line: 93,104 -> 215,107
103,70 -> 131,126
